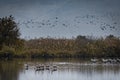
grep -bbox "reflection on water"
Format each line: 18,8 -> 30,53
0,59 -> 120,80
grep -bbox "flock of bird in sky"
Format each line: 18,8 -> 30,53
18,13 -> 119,32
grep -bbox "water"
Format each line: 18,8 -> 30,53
0,58 -> 120,80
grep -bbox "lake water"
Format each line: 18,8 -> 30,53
0,58 -> 120,80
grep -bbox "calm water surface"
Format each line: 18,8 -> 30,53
0,58 -> 120,80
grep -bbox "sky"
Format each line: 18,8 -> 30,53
0,0 -> 120,39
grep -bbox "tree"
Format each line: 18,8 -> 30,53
0,15 -> 20,49
75,35 -> 89,50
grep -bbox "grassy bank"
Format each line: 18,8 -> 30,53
0,35 -> 120,59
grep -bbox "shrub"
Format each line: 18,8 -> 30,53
0,46 -> 15,59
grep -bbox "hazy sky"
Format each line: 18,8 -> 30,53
0,0 -> 120,39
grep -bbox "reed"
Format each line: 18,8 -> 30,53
0,35 -> 120,59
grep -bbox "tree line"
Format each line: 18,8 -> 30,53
0,16 -> 120,59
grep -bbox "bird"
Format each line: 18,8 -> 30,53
91,58 -> 98,63
102,59 -> 109,63
52,65 -> 57,71
24,64 -> 29,70
46,65 -> 50,70
117,58 -> 120,63
35,65 -> 44,71
55,17 -> 58,19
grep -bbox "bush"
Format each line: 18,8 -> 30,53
0,46 -> 15,59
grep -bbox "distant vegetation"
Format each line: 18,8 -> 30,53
22,35 -> 120,58
0,16 -> 120,59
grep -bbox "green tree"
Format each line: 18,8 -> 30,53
0,15 -> 20,49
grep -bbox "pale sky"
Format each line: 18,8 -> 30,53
0,0 -> 120,39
